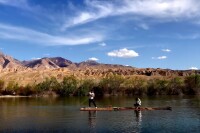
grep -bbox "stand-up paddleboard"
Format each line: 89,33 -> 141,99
80,106 -> 172,111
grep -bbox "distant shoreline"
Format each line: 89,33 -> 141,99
0,95 -> 31,98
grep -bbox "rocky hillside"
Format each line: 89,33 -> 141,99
0,52 -> 25,71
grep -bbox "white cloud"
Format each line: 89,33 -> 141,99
31,57 -> 41,60
158,56 -> 167,59
99,42 -> 106,46
0,23 -> 103,45
107,48 -> 139,58
63,0 -> 200,28
88,57 -> 99,61
162,49 -> 171,52
152,56 -> 167,60
189,67 -> 198,70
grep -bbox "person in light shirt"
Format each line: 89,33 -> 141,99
134,98 -> 141,109
88,90 -> 97,108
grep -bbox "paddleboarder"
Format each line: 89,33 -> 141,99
88,90 -> 97,108
134,98 -> 141,109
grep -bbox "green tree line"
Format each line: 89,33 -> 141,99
0,74 -> 200,96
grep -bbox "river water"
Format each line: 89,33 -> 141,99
0,96 -> 199,133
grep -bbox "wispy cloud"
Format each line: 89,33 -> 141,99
138,23 -> 149,30
177,33 -> 200,40
0,0 -> 65,25
162,49 -> 171,52
0,23 -> 103,45
121,0 -> 199,18
63,0 -> 114,28
87,42 -> 109,51
99,42 -> 106,47
107,48 -> 139,58
63,0 -> 200,29
88,57 -> 99,61
43,53 -> 50,56
152,56 -> 167,60
0,0 -> 30,9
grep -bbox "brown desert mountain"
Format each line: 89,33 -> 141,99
0,51 -> 198,85
0,52 -> 25,71
22,58 -> 60,69
22,57 -> 73,70
48,57 -> 73,67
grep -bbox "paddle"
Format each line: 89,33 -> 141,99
80,97 -> 88,105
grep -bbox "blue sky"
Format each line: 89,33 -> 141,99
0,0 -> 200,70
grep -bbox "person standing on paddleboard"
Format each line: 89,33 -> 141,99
134,98 -> 141,109
88,90 -> 97,108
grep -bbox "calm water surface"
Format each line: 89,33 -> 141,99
0,96 -> 199,133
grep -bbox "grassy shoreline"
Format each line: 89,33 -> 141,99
0,74 -> 200,97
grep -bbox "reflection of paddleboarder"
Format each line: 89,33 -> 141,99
88,111 -> 97,129
134,110 -> 142,133
135,110 -> 142,123
88,90 -> 97,108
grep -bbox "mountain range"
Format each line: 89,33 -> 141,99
0,51 -> 131,71
0,51 -> 197,85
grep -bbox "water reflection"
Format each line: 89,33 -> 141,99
135,110 -> 142,125
88,111 -> 97,132
134,110 -> 142,133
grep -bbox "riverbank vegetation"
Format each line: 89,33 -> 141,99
0,74 -> 200,97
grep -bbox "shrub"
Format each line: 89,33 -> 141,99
0,79 -> 5,94
17,84 -> 35,96
34,78 -> 51,93
4,81 -> 19,95
99,75 -> 124,95
147,79 -> 158,95
167,77 -> 184,95
123,76 -> 146,95
75,79 -> 96,96
184,74 -> 200,94
57,75 -> 78,96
